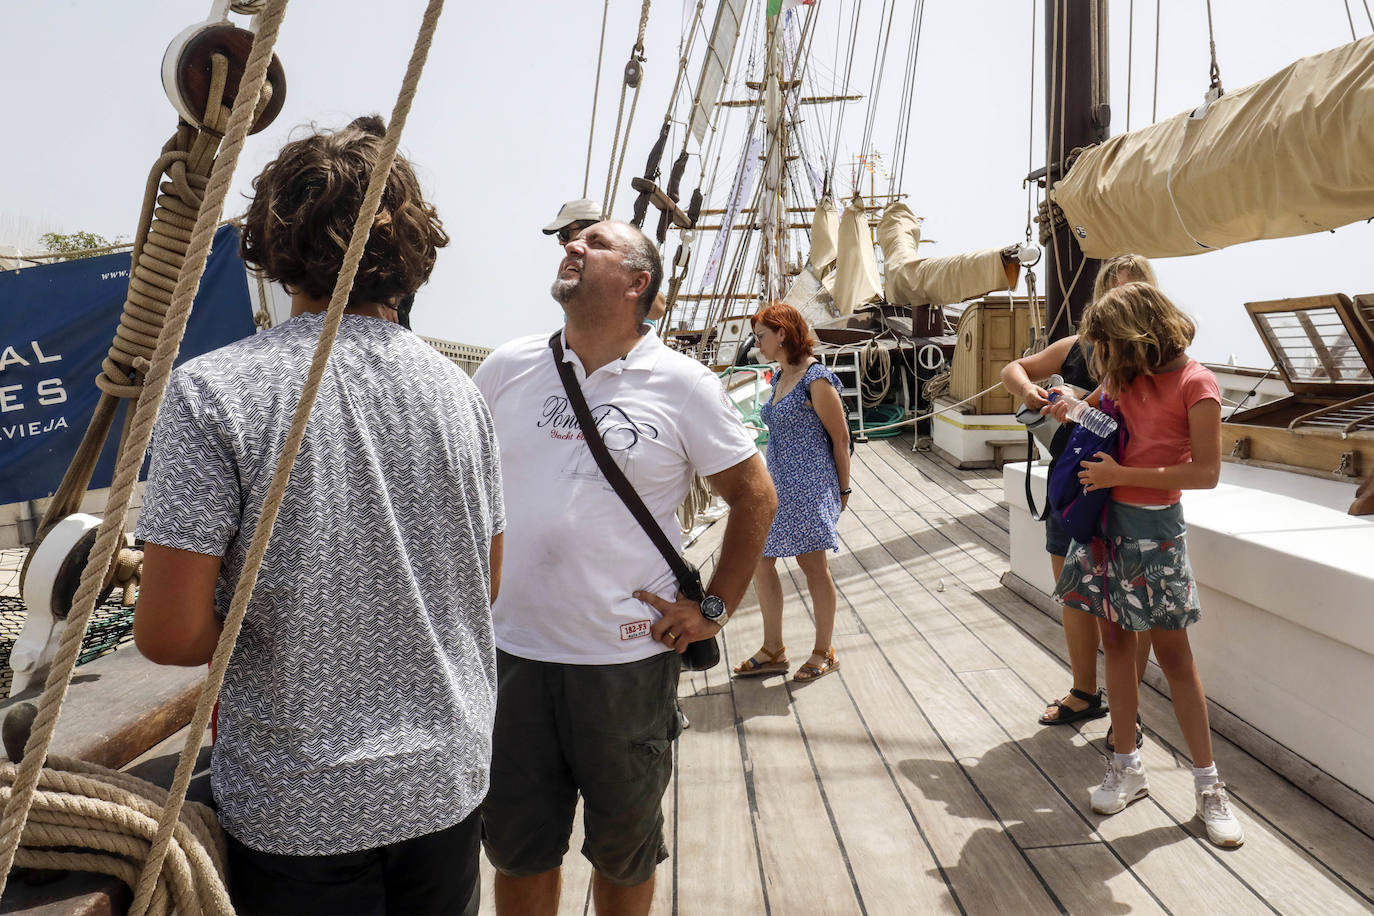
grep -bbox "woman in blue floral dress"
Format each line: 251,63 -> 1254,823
732,303 -> 851,682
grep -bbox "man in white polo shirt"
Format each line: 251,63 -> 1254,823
474,220 -> 775,916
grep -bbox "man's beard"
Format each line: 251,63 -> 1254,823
551,275 -> 580,303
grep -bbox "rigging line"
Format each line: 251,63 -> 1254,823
1126,0 -> 1134,132
1364,0 -> 1374,31
608,82 -> 645,215
1152,0 -> 1161,121
583,0 -> 612,198
1344,0 -> 1359,40
891,0 -> 925,195
665,0 -> 709,152
886,0 -> 917,196
1205,0 -> 1223,93
603,0 -> 655,215
899,0 -> 927,190
1025,0 -> 1038,242
858,0 -> 898,163
828,0 -> 866,176
1045,0 -> 1061,293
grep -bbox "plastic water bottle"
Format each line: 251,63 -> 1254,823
1048,390 -> 1118,437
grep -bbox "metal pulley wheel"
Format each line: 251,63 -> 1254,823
162,17 -> 286,133
12,515 -> 142,697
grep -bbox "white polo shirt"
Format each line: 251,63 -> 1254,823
474,328 -> 757,664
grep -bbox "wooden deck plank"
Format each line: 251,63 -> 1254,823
721,584 -> 863,916
831,513 -> 1098,853
772,557 -> 961,914
662,684 -> 764,916
876,442 -> 1374,913
1023,844 -> 1169,916
958,667 -> 1278,916
802,617 -> 1058,912
477,436 -> 1374,916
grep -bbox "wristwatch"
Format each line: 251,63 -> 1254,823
699,594 -> 728,627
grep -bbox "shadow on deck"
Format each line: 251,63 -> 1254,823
479,435 -> 1374,915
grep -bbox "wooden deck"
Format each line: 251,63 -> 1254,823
478,435 -> 1374,915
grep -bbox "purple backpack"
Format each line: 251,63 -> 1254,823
1046,395 -> 1127,544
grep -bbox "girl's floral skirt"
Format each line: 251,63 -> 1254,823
1053,501 -> 1201,632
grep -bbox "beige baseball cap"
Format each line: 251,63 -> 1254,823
542,199 -> 604,234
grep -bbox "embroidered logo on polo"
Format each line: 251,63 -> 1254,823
538,394 -> 660,481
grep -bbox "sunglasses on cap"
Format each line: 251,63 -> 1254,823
557,221 -> 597,245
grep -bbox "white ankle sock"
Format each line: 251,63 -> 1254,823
1115,750 -> 1142,771
1193,763 -> 1219,791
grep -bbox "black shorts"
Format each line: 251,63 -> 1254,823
225,810 -> 481,915
1045,510 -> 1072,557
481,649 -> 682,887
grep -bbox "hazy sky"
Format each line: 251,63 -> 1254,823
2,1 -> 1371,368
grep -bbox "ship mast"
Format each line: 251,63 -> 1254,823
758,10 -> 789,304
1043,0 -> 1109,341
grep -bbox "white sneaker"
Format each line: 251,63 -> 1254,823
1196,782 -> 1244,847
1091,759 -> 1149,814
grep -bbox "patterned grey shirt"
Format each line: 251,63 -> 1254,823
137,312 -> 504,855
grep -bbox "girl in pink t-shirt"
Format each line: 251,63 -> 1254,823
1052,282 -> 1244,847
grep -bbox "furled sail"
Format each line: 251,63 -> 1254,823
1053,35 -> 1374,259
877,202 -> 1016,306
807,197 -> 839,272
831,199 -> 882,315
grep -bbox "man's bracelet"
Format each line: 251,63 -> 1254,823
840,488 -> 852,495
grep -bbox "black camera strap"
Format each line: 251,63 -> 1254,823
548,331 -> 705,602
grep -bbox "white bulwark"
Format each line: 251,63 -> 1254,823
421,336 -> 491,377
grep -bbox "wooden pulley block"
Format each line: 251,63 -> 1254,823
161,20 -> 286,134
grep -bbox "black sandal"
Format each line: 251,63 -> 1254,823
1105,713 -> 1144,753
1038,687 -> 1109,726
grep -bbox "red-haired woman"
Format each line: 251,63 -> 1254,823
733,303 -> 850,682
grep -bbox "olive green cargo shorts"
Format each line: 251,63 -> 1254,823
481,649 -> 683,887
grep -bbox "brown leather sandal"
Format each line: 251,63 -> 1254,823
732,645 -> 789,678
792,648 -> 839,682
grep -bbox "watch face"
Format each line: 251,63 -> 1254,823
700,595 -> 727,621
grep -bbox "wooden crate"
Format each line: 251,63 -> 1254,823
949,295 -> 1034,414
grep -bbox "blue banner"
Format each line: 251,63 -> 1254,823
0,223 -> 255,505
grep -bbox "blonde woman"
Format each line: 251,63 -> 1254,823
1000,254 -> 1156,750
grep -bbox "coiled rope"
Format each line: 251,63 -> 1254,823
0,2 -> 447,912
0,2 -> 291,906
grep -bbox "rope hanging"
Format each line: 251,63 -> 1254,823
1204,0 -> 1224,95
583,0 -> 613,198
604,0 -> 654,215
1152,0 -> 1161,121
0,2 -> 448,912
0,0 -> 292,908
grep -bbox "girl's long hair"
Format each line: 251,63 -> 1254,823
1080,282 -> 1195,394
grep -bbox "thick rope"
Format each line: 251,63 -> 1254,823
130,5 -> 446,912
0,4 -> 290,904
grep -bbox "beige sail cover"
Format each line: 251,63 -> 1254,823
807,197 -> 840,271
878,202 -> 1014,305
831,199 -> 883,315
1054,35 -> 1374,259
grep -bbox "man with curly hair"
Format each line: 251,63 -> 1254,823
133,116 -> 503,915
